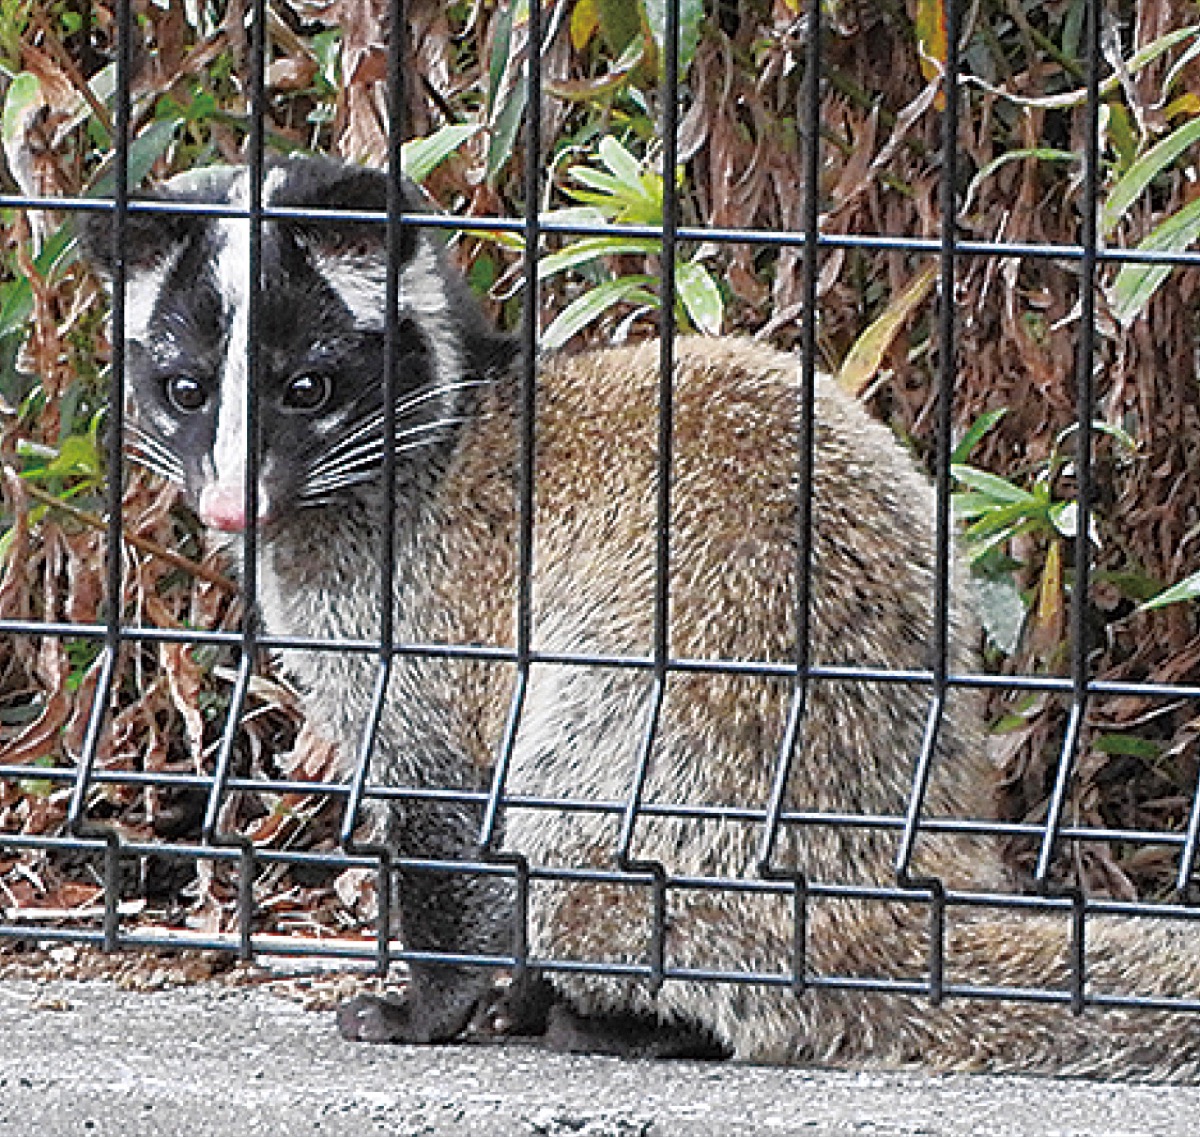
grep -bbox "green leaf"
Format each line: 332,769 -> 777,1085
675,260 -> 723,335
484,2 -> 527,185
48,433 -> 102,479
594,0 -> 641,55
1140,569 -> 1200,611
568,167 -> 628,199
86,117 -> 183,198
542,206 -> 610,229
541,275 -> 657,351
1109,195 -> 1200,327
564,139 -> 664,224
950,464 -> 1037,506
538,236 -> 662,279
486,76 -> 527,185
1094,569 -> 1164,603
1092,733 -> 1162,760
951,407 -> 1008,464
962,148 -> 1077,217
963,518 -> 1036,564
964,24 -> 1200,111
962,502 -> 1040,543
643,0 -> 705,78
0,274 -> 32,340
487,0 -> 515,115
19,432 -> 102,484
834,265 -> 937,396
1105,103 -> 1139,174
547,38 -> 644,102
1101,117 -> 1200,239
1,71 -> 39,147
1164,30 -> 1200,99
401,124 -> 482,184
598,135 -> 645,189
952,491 -> 1007,521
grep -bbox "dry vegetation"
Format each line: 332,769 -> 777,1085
3,0 -> 1200,947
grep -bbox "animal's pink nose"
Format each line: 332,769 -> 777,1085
198,483 -> 271,532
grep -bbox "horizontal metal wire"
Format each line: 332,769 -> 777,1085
1,767 -> 1195,852
6,0 -> 1200,1034
10,189 -> 1200,267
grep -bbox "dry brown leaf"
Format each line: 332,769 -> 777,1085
0,469 -> 31,623
162,640 -> 208,769
62,528 -> 103,625
60,650 -> 106,761
324,0 -> 391,165
267,56 -> 319,91
0,637 -> 70,766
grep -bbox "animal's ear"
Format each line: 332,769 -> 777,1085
75,196 -> 199,283
75,165 -> 243,281
270,157 -> 423,264
267,157 -> 422,261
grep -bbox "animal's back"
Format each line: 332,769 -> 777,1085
443,336 -> 993,839
422,336 -> 999,1053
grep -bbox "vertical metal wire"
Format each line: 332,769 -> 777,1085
240,0 -> 266,630
1033,0 -> 1101,921
896,1 -> 963,875
481,0 -> 543,852
380,0 -> 406,657
756,0 -> 823,996
336,0 -> 408,979
65,0 -> 136,954
478,0 -> 544,984
612,0 -> 682,994
1028,0 -> 1102,1015
339,664 -> 394,974
1175,768 -> 1200,897
200,0 -> 272,960
889,0 -> 969,1005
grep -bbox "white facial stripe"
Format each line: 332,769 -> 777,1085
313,236 -> 446,325
312,236 -> 462,394
211,180 -> 252,491
262,165 -> 289,203
403,240 -> 463,394
123,246 -> 183,343
313,255 -> 387,330
204,166 -> 290,521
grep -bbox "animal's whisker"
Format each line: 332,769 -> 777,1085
314,409 -> 388,466
124,425 -> 185,484
391,376 -> 492,422
304,417 -> 470,484
301,431 -> 463,497
307,378 -> 490,473
126,450 -> 186,484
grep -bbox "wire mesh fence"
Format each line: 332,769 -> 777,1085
4,0 -> 1200,1067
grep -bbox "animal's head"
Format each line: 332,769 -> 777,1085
80,156 -> 514,533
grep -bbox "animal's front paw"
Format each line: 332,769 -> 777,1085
470,973 -> 556,1038
337,992 -> 427,1044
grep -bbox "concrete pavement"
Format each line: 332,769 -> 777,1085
0,977 -> 1196,1136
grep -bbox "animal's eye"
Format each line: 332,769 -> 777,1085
281,372 -> 332,412
164,374 -> 208,413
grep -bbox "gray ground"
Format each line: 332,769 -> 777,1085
0,978 -> 1195,1137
